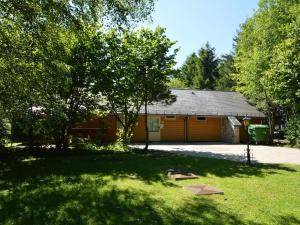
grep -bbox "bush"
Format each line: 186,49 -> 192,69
71,136 -> 129,152
167,78 -> 188,89
11,113 -> 52,147
285,114 -> 300,147
0,118 -> 11,148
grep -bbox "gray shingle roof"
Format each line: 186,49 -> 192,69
142,89 -> 265,117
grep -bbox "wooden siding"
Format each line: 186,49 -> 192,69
72,116 -> 117,142
187,117 -> 222,141
161,116 -> 185,141
74,115 -> 264,143
104,116 -> 117,142
132,116 -> 146,142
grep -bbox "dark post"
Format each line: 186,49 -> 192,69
246,128 -> 251,165
184,116 -> 188,142
144,85 -> 149,151
243,116 -> 251,165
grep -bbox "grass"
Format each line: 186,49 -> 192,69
0,149 -> 300,225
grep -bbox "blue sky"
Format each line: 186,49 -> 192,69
142,0 -> 259,67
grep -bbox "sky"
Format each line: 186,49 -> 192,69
142,0 -> 259,67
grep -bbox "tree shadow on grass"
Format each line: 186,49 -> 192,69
0,149 -> 297,191
273,215 -> 300,225
164,151 -> 297,178
0,181 -> 265,225
0,150 -> 299,225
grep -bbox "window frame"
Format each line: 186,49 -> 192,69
196,116 -> 207,123
165,115 -> 176,120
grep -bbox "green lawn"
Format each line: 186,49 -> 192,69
0,149 -> 300,225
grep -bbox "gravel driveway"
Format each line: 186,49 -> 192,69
132,143 -> 300,165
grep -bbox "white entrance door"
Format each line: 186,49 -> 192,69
148,117 -> 160,141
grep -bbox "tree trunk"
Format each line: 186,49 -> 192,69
54,135 -> 63,151
28,106 -> 34,149
268,108 -> 275,145
122,126 -> 130,146
144,97 -> 149,151
62,126 -> 71,150
54,125 -> 67,150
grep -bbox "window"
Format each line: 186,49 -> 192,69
197,117 -> 207,122
148,118 -> 160,132
165,115 -> 176,120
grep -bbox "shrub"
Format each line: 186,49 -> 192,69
71,136 -> 129,152
11,113 -> 52,147
0,118 -> 11,148
285,114 -> 300,147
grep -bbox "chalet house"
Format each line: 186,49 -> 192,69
73,89 -> 265,144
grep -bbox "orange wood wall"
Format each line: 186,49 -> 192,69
72,116 -> 117,142
104,116 -> 117,142
160,116 -> 185,141
132,116 -> 222,142
132,116 -> 185,142
132,116 -> 146,142
187,117 -> 222,141
74,115 -> 246,143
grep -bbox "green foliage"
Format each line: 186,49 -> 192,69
167,78 -> 188,89
116,127 -> 132,147
40,27 -> 108,150
197,43 -> 219,89
0,103 -> 10,147
95,27 -> 177,145
265,24 -> 300,111
180,42 -> 219,90
285,114 -> 300,147
0,0 -> 156,150
0,118 -> 10,148
72,136 -> 129,152
0,0 -> 155,27
235,0 -> 300,107
234,0 -> 300,142
11,110 -> 51,147
180,53 -> 201,87
215,54 -> 236,91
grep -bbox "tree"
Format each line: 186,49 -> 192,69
234,0 -> 300,143
196,42 -> 219,89
285,114 -> 300,147
0,0 -> 156,149
167,78 -> 188,89
0,106 -> 10,148
215,54 -> 236,91
95,27 -> 177,146
264,21 -> 300,113
0,1 -> 155,27
40,27 -> 109,150
179,42 -> 219,89
94,29 -> 145,145
180,53 -> 201,87
0,18 -> 46,148
138,28 -> 177,150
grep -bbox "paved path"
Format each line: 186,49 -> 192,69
132,143 -> 300,165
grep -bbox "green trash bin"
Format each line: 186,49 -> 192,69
248,124 -> 269,144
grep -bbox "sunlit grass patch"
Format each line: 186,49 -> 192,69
0,150 -> 300,225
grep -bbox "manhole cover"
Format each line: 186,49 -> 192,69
167,168 -> 198,180
184,185 -> 224,195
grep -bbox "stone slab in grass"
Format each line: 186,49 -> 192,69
167,168 -> 198,180
184,185 -> 224,195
